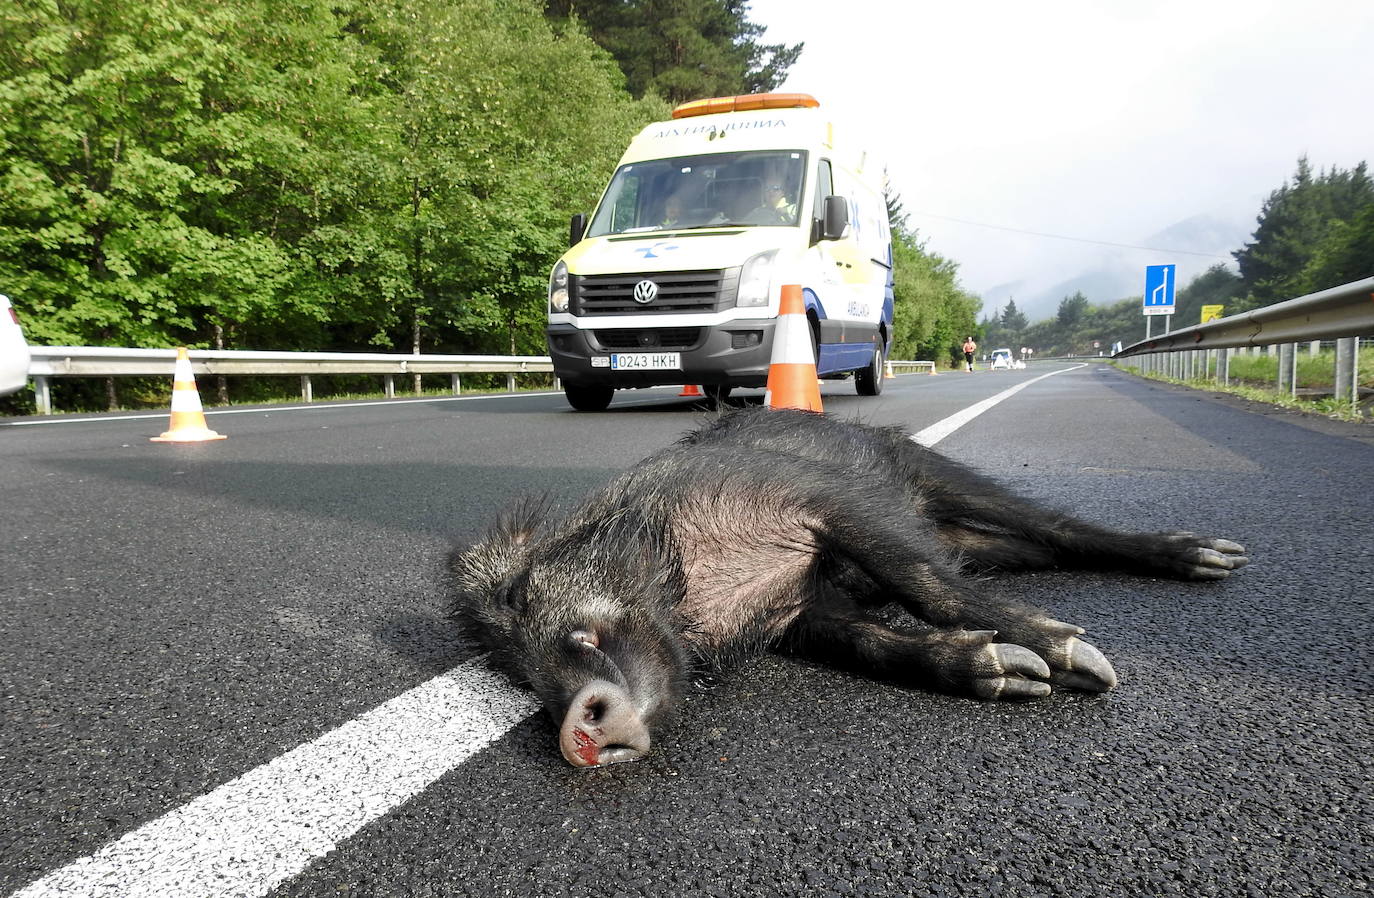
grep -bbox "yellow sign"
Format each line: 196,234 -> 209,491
1201,305 -> 1225,323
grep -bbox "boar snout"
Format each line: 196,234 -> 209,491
559,680 -> 651,768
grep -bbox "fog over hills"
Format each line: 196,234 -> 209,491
979,214 -> 1252,322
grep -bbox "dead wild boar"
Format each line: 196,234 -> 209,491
449,407 -> 1248,768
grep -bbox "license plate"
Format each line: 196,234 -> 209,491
610,352 -> 681,370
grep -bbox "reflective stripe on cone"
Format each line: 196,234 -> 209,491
764,284 -> 822,412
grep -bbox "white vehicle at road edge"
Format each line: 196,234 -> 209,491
1,293 -> 32,397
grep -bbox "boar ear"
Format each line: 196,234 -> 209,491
494,495 -> 550,547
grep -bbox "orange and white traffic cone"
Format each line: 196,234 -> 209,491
764,284 -> 823,412
884,360 -> 896,380
150,347 -> 227,443
678,384 -> 704,398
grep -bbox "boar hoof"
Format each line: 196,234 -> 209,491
559,680 -> 651,768
1048,638 -> 1118,693
1168,534 -> 1250,579
972,644 -> 1052,701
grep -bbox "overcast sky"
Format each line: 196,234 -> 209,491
746,0 -> 1374,319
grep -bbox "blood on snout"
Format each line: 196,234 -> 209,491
571,727 -> 600,766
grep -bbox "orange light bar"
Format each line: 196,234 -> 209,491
670,92 -> 820,119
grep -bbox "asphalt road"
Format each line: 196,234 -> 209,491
2,364 -> 1370,897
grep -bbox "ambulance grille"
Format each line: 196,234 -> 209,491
593,328 -> 704,350
572,268 -> 740,314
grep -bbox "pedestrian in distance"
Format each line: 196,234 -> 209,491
962,336 -> 977,372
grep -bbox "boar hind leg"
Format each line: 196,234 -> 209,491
779,603 -> 1053,700
933,505 -> 1249,581
908,456 -> 1248,579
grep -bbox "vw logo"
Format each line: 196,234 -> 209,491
632,279 -> 659,304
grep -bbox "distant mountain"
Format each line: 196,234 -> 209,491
983,214 -> 1251,323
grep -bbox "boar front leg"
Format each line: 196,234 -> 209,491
780,603 -> 1054,700
814,506 -> 1118,693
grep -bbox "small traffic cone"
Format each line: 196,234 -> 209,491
678,384 -> 704,398
764,285 -> 822,412
884,360 -> 896,380
150,347 -> 227,443
929,363 -> 939,376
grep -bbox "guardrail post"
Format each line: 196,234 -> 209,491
506,373 -> 516,392
1309,340 -> 1322,356
301,375 -> 313,403
1277,343 -> 1296,397
451,374 -> 461,395
1334,337 -> 1357,404
32,376 -> 52,415
384,375 -> 395,399
1218,348 -> 1230,385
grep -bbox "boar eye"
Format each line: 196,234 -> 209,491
569,629 -> 599,650
494,570 -> 530,611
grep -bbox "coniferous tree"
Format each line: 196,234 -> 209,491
1000,299 -> 1028,338
1234,157 -> 1374,308
543,0 -> 801,103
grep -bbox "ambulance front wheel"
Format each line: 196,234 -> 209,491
855,338 -> 885,396
564,382 -> 614,411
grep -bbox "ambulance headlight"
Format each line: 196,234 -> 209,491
737,250 -> 777,308
549,261 -> 569,313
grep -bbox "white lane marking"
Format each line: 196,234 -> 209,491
10,368 -> 1083,897
0,391 -> 569,427
10,658 -> 538,898
912,364 -> 1087,446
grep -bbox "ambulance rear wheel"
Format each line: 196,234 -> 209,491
564,383 -> 614,411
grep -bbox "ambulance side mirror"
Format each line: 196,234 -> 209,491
569,213 -> 587,247
821,195 -> 848,241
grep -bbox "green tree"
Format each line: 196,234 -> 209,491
0,0 -> 380,349
1056,291 -> 1089,328
328,0 -> 663,355
1234,157 -> 1374,308
544,0 -> 801,103
999,299 -> 1028,344
0,0 -> 660,359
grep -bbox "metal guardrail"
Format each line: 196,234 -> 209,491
25,347 -> 555,415
1113,277 -> 1374,356
886,359 -> 938,375
1111,277 -> 1372,407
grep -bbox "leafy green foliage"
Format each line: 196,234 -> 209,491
885,178 -> 980,365
0,0 -> 655,354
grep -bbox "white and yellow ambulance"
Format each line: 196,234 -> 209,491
546,93 -> 894,411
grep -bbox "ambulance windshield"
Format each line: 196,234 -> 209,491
586,150 -> 807,237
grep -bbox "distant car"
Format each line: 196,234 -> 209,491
1,293 -> 32,396
990,348 -> 1013,369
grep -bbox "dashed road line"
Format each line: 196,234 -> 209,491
912,364 -> 1086,446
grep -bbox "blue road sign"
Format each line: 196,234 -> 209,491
1143,264 -> 1176,316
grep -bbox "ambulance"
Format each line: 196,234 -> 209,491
546,93 -> 893,411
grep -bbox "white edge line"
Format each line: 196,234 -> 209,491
9,659 -> 538,898
912,364 -> 1087,446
